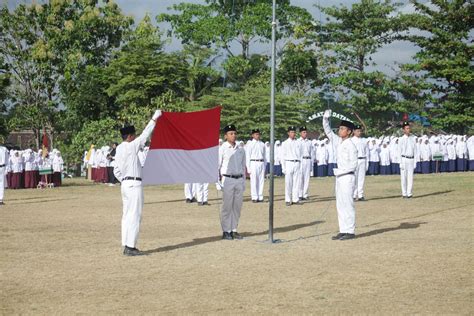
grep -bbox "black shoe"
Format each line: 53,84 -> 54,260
222,232 -> 233,240
286,202 -> 292,206
185,198 -> 192,203
202,201 -> 209,205
252,200 -> 258,203
407,195 -> 413,199
258,199 -> 264,203
123,246 -> 145,256
232,232 -> 243,240
331,233 -> 345,240
0,201 -> 4,205
191,197 -> 197,203
358,197 -> 366,201
301,197 -> 309,201
339,234 -> 355,240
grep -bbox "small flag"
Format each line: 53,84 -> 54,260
142,107 -> 221,185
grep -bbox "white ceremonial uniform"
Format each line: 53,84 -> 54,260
281,137 -> 303,203
298,137 -> 314,199
245,138 -> 266,201
323,111 -> 358,234
219,141 -> 246,233
352,135 -> 367,199
0,146 -> 8,202
195,183 -> 209,203
113,116 -> 158,248
184,183 -> 198,201
399,134 -> 416,197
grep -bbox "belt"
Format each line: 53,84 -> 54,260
0,164 -> 4,167
303,156 -> 311,159
358,157 -> 366,159
402,155 -> 414,159
122,176 -> 142,181
250,159 -> 264,162
286,160 -> 300,162
223,174 -> 243,179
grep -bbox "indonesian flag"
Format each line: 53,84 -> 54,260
142,107 -> 221,185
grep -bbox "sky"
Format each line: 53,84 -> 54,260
5,0 -> 424,75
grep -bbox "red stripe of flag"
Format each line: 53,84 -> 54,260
149,107 -> 221,150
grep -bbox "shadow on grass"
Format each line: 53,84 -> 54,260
356,221 -> 427,239
367,190 -> 453,201
143,220 -> 324,254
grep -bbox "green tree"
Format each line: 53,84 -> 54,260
316,0 -> 409,133
105,16 -> 187,110
403,0 -> 473,134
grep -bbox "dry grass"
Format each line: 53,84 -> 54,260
1,172 -> 473,314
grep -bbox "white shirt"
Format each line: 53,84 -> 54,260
280,137 -> 303,171
419,142 -> 431,161
0,146 -> 8,167
219,141 -> 246,176
52,154 -> 64,172
333,138 -> 358,176
380,146 -> 391,165
113,119 -> 156,181
322,116 -> 341,164
245,139 -> 266,170
316,144 -> 328,165
299,137 -> 314,164
352,136 -> 367,159
399,134 -> 416,159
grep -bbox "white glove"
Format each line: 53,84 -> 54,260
323,109 -> 332,119
152,110 -> 162,120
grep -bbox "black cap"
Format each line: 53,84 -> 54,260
120,125 -> 136,137
299,126 -> 307,132
339,120 -> 355,130
251,129 -> 260,134
224,124 -> 236,133
354,124 -> 362,130
402,121 -> 410,128
288,126 -> 296,132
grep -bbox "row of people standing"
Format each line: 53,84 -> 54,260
2,148 -> 64,190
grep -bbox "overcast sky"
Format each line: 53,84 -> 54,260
6,0 -> 423,75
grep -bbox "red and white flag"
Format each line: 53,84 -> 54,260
142,107 -> 221,185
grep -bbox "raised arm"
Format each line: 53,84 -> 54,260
322,109 -> 340,143
131,110 -> 162,152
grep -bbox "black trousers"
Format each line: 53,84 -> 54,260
107,167 -> 119,184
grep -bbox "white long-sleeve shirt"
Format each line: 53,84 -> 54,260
245,139 -> 266,170
299,137 -> 314,165
399,134 -> 416,160
352,136 -> 367,159
333,138 -> 358,176
280,137 -> 303,172
419,142 -> 431,161
316,144 -> 328,165
219,141 -> 246,176
368,143 -> 380,162
113,119 -> 156,181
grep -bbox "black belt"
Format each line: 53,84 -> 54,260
303,157 -> 311,159
223,174 -> 243,179
250,159 -> 264,162
402,155 -> 414,159
0,164 -> 4,167
358,157 -> 366,159
122,176 -> 142,181
286,160 -> 300,162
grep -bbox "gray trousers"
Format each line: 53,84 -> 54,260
220,177 -> 245,232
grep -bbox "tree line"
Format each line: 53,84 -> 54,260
0,0 -> 472,163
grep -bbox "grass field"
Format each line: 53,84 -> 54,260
1,172 -> 473,314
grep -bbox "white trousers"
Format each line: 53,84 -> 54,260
184,183 -> 197,200
353,159 -> 366,198
299,159 -> 312,198
335,174 -> 356,234
195,183 -> 209,202
249,161 -> 265,200
220,177 -> 245,232
284,161 -> 301,203
0,167 -> 5,201
400,157 -> 414,197
121,180 -> 144,248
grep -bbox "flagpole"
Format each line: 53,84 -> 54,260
268,0 -> 276,243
